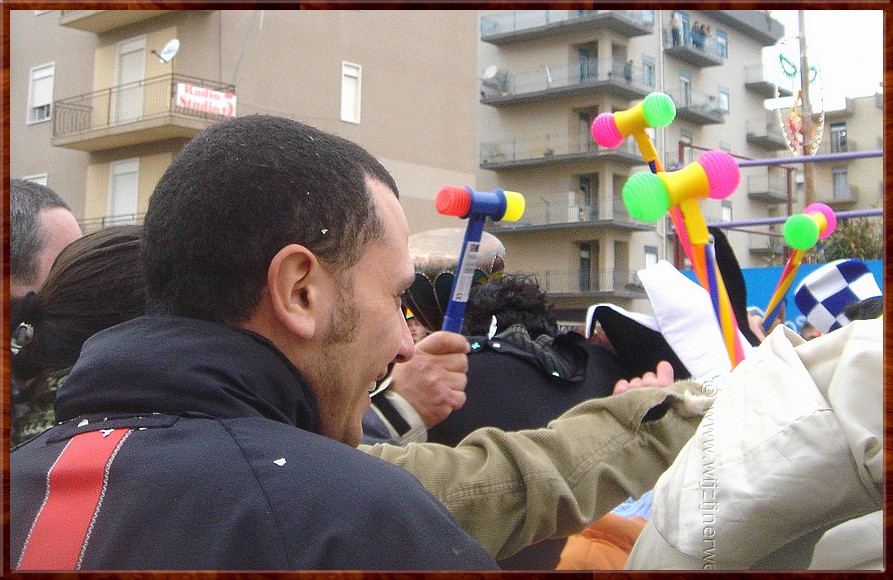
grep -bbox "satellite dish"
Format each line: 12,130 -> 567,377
483,65 -> 500,80
153,38 -> 180,64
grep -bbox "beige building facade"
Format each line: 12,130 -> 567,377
812,94 -> 884,211
10,9 -> 481,235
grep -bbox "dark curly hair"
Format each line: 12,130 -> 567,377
461,273 -> 558,338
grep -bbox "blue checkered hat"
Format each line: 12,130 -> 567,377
794,259 -> 881,333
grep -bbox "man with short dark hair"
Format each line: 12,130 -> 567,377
10,116 -> 497,571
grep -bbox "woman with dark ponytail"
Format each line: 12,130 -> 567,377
10,225 -> 145,445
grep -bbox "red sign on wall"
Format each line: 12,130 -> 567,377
176,83 -> 237,117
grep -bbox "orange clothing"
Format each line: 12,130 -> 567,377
556,514 -> 647,570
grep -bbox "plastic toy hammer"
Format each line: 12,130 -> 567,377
622,150 -> 745,366
591,92 -> 698,266
622,150 -> 739,244
435,186 -> 525,332
591,92 -> 676,172
762,203 -> 837,331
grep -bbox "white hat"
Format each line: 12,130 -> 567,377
588,261 -> 753,382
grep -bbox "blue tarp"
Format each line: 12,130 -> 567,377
682,260 -> 883,332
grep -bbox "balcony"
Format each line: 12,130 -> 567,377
821,139 -> 859,156
59,10 -> 174,33
746,172 -> 789,203
526,268 -> 645,299
79,213 -> 146,235
746,117 -> 787,150
481,10 -> 653,44
53,74 -> 236,152
819,184 -> 859,208
487,195 -> 652,233
744,65 -> 793,99
663,28 -> 724,68
749,233 -> 784,256
480,133 -> 644,169
669,89 -> 727,125
481,59 -> 652,106
704,11 -> 786,46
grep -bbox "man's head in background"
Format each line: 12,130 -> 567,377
10,178 -> 83,299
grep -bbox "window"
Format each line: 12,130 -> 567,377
115,37 -> 146,124
644,245 -> 658,269
680,129 -> 693,165
678,11 -> 691,45
579,174 -> 598,209
28,63 -> 54,124
830,122 -> 847,153
341,62 -> 362,124
642,10 -> 654,26
718,86 -> 730,113
679,70 -> 692,106
642,55 -> 655,87
831,166 -> 849,198
721,200 -> 733,222
108,158 -> 140,224
716,30 -> 728,58
579,242 -> 592,292
578,46 -> 597,82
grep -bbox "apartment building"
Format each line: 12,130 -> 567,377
813,94 -> 884,210
9,9 -> 481,235
745,91 -> 885,259
474,9 -> 789,320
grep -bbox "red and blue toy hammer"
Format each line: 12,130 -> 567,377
435,186 -> 525,333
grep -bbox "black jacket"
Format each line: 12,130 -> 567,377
10,315 -> 497,571
428,325 -> 626,447
427,325 -> 628,569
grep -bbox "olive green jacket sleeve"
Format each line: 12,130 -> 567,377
360,381 -> 709,561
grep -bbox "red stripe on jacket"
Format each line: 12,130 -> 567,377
17,428 -> 131,570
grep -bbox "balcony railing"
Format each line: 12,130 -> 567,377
490,193 -> 650,230
826,138 -> 858,154
828,184 -> 859,204
481,10 -> 653,40
668,88 -> 727,124
53,73 -> 236,142
747,172 -> 788,202
480,132 -> 641,166
519,194 -> 598,226
746,117 -> 787,149
79,213 -> 146,234
610,196 -> 648,224
749,232 -> 784,255
743,64 -> 793,98
663,26 -> 724,67
481,59 -> 654,101
523,268 -> 643,295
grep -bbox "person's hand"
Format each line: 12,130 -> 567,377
748,314 -> 767,343
387,331 -> 469,428
612,360 -> 674,395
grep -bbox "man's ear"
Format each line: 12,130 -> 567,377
267,244 -> 321,340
